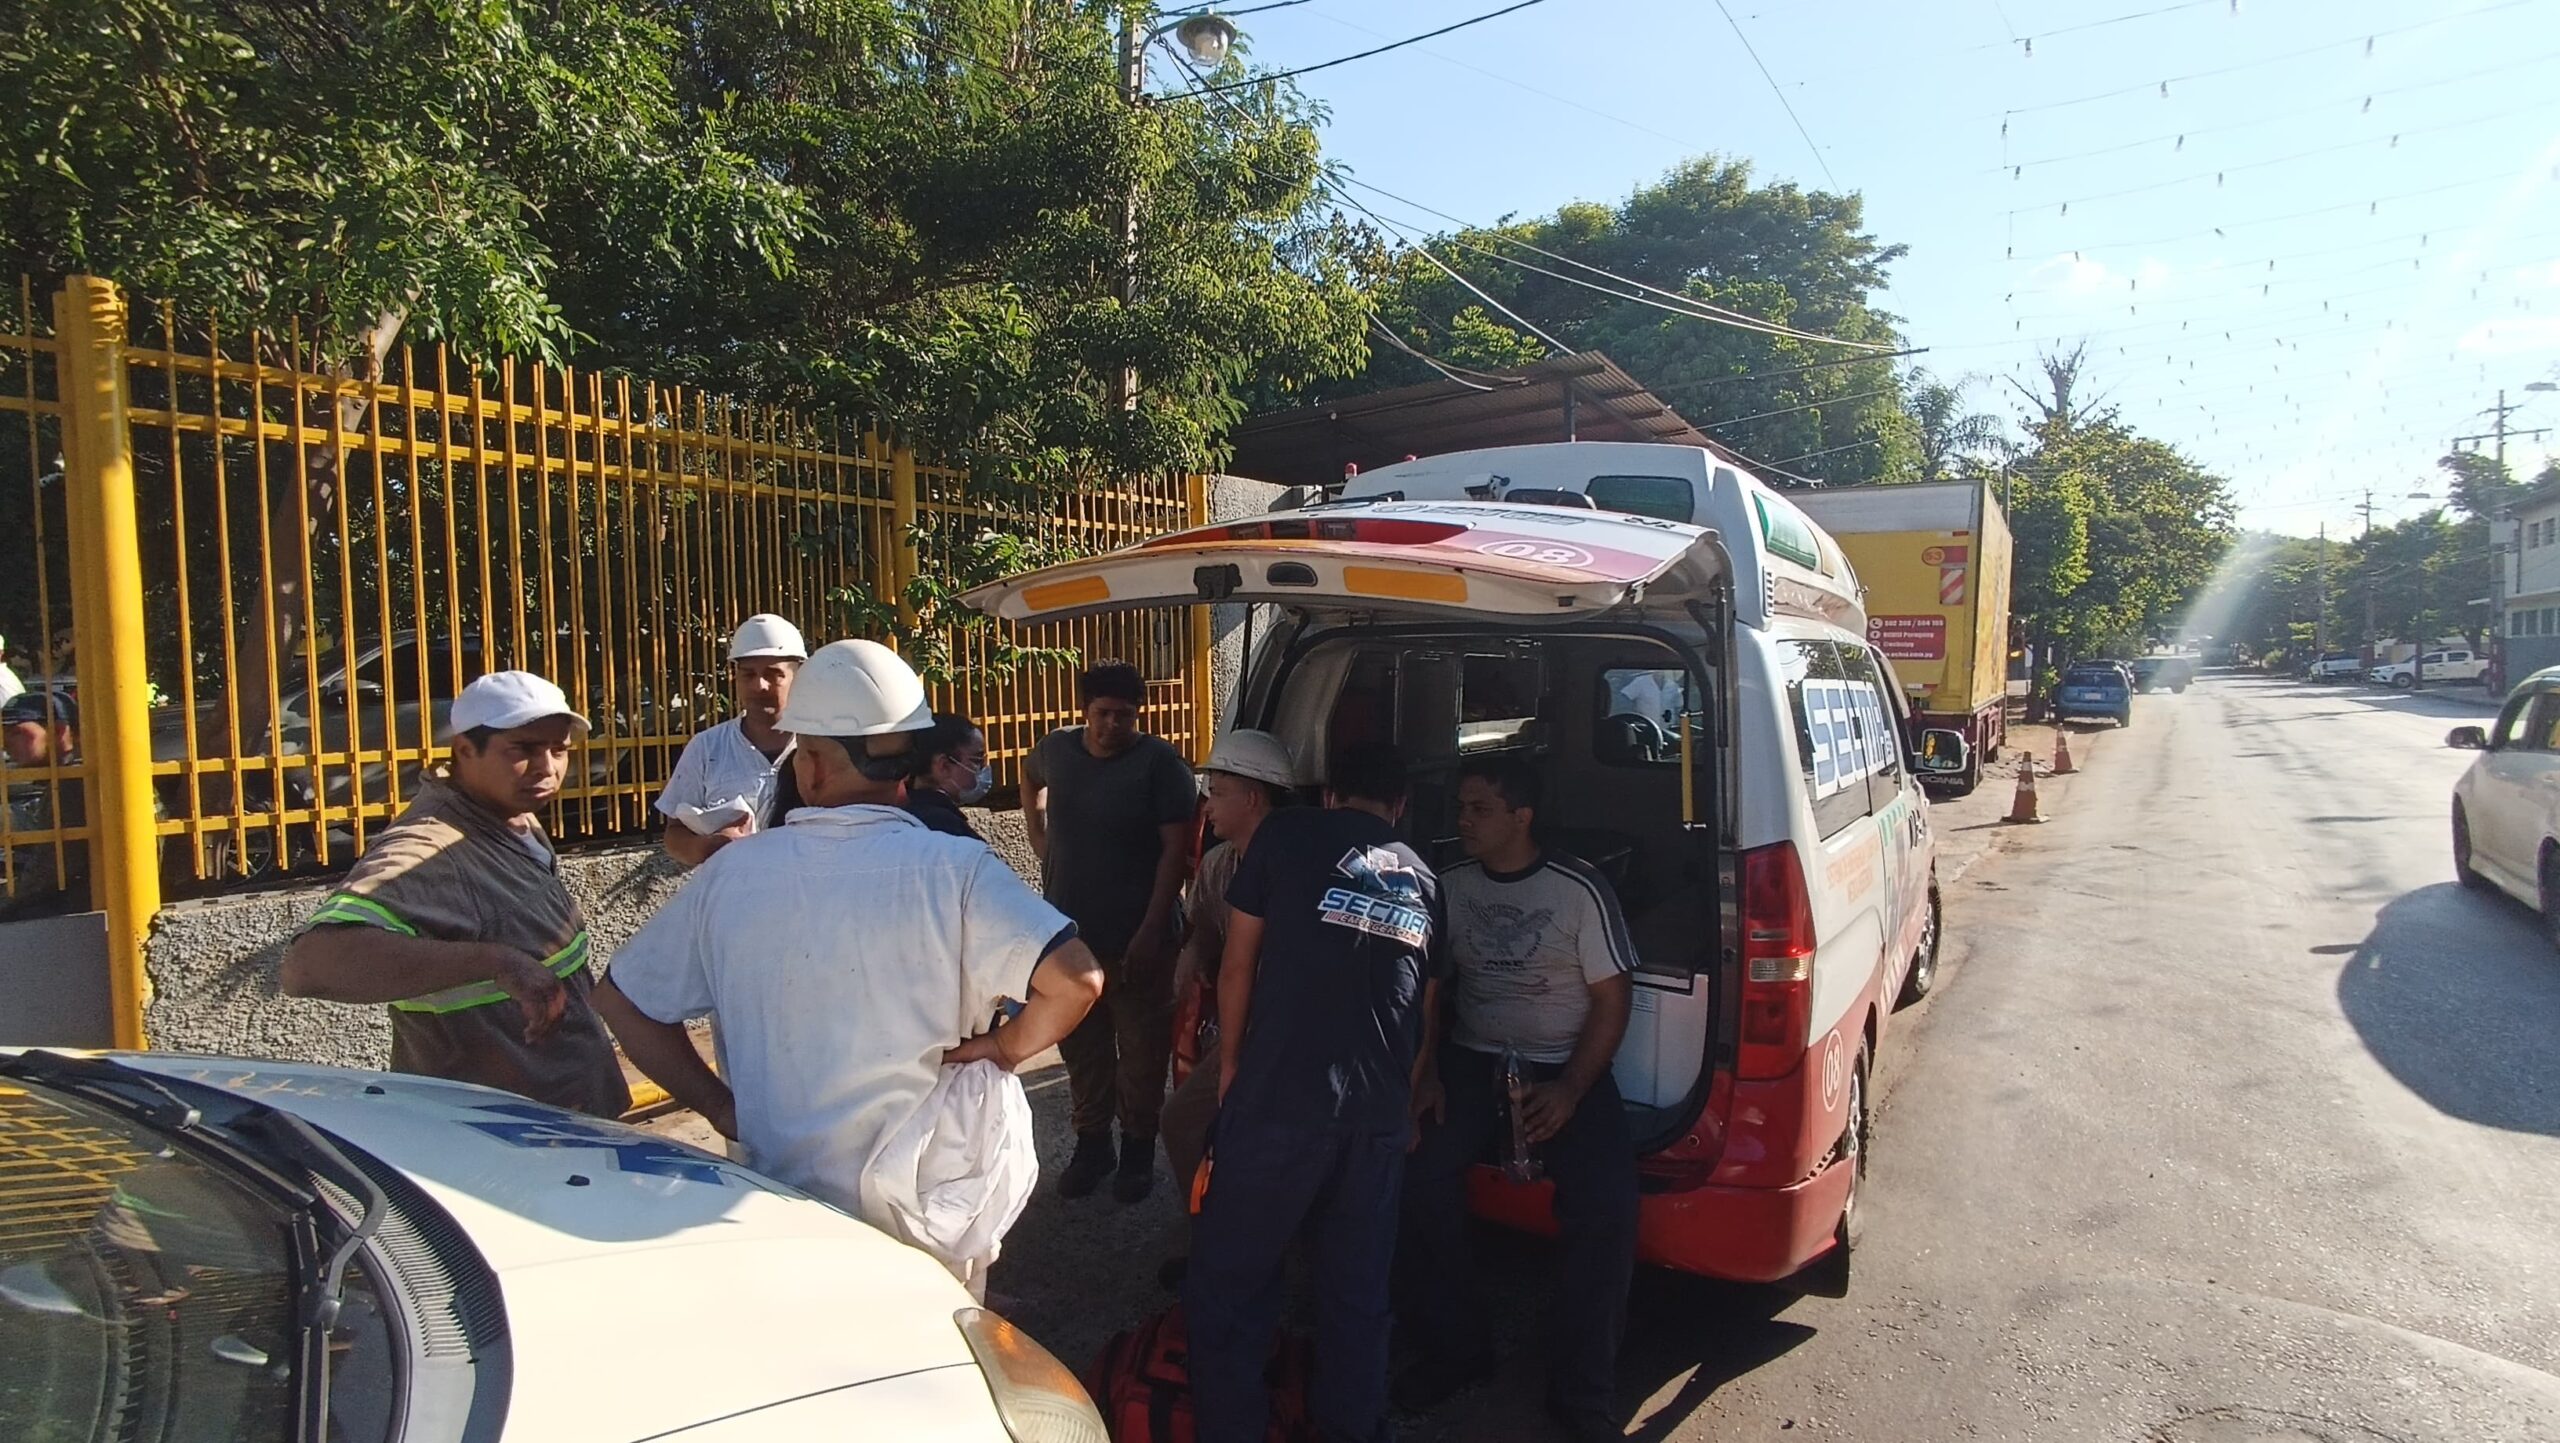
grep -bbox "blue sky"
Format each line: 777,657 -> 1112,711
1189,0 -> 2560,537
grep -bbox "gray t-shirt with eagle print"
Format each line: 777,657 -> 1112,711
1440,851 -> 1636,1064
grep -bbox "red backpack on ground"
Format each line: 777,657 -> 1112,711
1086,1304 -> 1313,1443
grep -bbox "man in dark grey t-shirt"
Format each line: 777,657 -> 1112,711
1024,662 -> 1198,1202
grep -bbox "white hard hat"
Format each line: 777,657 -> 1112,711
728,614 -> 808,661
444,671 -> 591,740
776,639 -> 933,737
1203,729 -> 1297,789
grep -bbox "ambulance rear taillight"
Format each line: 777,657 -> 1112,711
1737,841 -> 1815,1081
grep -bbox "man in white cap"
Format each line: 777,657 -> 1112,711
657,613 -> 807,866
594,640 -> 1105,1232
281,671 -> 630,1117
1160,728 -> 1297,1200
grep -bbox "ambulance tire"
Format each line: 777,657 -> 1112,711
1896,882 -> 1942,1008
1796,1047 -> 1869,1300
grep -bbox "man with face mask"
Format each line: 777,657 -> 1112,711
595,640 -> 1105,1241
280,671 -> 630,1117
658,614 -> 807,866
904,712 -> 992,841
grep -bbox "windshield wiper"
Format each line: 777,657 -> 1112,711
0,1051 -> 387,1443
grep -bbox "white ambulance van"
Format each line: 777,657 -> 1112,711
963,442 -> 1967,1289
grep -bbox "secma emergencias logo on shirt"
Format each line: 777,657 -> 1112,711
1319,846 -> 1431,948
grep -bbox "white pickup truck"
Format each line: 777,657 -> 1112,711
2369,648 -> 2488,688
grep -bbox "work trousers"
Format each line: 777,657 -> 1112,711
1059,948 -> 1175,1138
1161,1035 -> 1222,1193
1186,1109 -> 1404,1443
1400,1044 -> 1639,1415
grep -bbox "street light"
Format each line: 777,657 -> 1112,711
1169,12 -> 1239,64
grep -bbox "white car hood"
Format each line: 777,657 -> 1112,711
118,1055 -> 987,1443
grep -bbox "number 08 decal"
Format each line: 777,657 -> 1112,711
1476,538 -> 1596,567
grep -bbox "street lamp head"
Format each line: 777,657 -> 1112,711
2527,381 -> 2559,393
1173,13 -> 1238,65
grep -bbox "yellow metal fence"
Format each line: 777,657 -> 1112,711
2,277 -> 1214,1043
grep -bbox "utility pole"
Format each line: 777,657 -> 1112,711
2314,523 -> 2329,654
2453,390 -> 2553,468
1115,5 -> 1145,415
2357,489 -> 2377,668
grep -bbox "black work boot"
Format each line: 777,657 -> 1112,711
1058,1130 -> 1114,1199
1112,1132 -> 1157,1204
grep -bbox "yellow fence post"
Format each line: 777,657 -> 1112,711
55,276 -> 158,1049
890,443 -> 920,631
1186,471 -> 1215,761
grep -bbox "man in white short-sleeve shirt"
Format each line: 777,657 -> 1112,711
596,640 -> 1105,1233
1398,755 -> 1638,1442
656,614 -> 807,867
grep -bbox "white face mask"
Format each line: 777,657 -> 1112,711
954,761 -> 995,805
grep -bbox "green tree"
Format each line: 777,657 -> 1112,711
1905,370 -> 2005,484
2003,350 -> 2234,665
2439,451 -> 2521,520
1346,157 -> 1914,485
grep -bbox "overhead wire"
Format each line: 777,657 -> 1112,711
1992,0 -> 2544,119
2003,100 -> 2560,217
1964,0 -> 2225,55
1713,0 -> 1839,188
1991,48 -> 2560,175
1177,0 -> 1553,97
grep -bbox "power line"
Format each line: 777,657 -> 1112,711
1703,388 -> 1901,428
1713,0 -> 1838,188
1991,48 -> 2560,175
2004,100 -> 2560,217
1966,0 -> 2225,56
1336,176 -> 1900,351
1358,206 -> 1574,355
1989,169 -> 2523,261
1179,0 -> 1553,97
1766,436 -> 1884,469
1993,0 -> 2542,119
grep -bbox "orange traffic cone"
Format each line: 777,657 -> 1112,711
2052,730 -> 2077,775
2006,752 -> 2044,824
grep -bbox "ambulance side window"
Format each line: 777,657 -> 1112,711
1585,475 -> 1695,523
1841,645 -> 1908,811
1779,638 -> 1874,839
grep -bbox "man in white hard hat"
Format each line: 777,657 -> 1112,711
1159,729 -> 1296,1202
595,639 -> 1106,1236
281,671 -> 631,1116
657,613 -> 807,866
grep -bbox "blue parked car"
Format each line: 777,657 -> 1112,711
2055,663 -> 2134,727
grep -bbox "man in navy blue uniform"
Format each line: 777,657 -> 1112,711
1184,743 -> 1443,1443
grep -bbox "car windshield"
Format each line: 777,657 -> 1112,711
0,1076 -> 301,1440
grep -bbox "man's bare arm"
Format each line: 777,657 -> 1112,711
1130,819 -> 1191,963
280,926 -> 565,1043
946,939 -> 1106,1069
661,821 -> 747,867
1021,752 -> 1050,863
592,978 -> 735,1138
1215,911 -> 1266,1099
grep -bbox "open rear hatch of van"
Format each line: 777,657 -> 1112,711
958,501 -> 1729,625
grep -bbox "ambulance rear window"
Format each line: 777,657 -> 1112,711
1585,475 -> 1693,523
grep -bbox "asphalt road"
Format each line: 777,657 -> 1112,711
653,675 -> 2560,1440
1555,674 -> 2560,1443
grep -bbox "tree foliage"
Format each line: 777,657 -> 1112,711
0,0 -> 1371,480
1342,156 -> 1914,485
1905,370 -> 2005,485
2003,351 -> 2234,661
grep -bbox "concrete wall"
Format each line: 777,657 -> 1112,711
144,806 -> 1047,1068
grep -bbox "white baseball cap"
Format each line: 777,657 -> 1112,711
728,613 -> 808,661
443,671 -> 591,740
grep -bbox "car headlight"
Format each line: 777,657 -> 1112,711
954,1308 -> 1108,1443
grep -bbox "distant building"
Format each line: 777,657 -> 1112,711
2499,477 -> 2560,681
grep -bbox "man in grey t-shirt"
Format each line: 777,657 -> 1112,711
1398,754 -> 1638,1442
1024,662 -> 1198,1203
